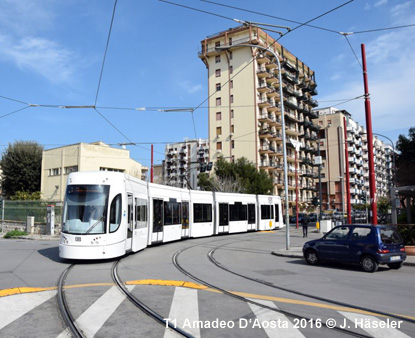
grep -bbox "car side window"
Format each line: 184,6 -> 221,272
325,227 -> 350,240
351,227 -> 371,240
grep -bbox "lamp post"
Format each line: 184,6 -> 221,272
217,43 -> 291,249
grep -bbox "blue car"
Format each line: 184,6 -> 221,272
303,225 -> 407,272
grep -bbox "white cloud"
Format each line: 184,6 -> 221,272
374,0 -> 388,8
0,35 -> 82,85
364,3 -> 372,10
178,80 -> 203,94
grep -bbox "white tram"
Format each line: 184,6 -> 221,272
59,171 -> 284,260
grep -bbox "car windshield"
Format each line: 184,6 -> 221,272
379,228 -> 403,244
62,185 -> 109,235
325,227 -> 350,240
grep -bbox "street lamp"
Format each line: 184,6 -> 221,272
216,43 -> 291,249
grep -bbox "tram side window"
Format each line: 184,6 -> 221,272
135,198 -> 148,229
193,203 -> 212,223
219,203 -> 229,226
248,204 -> 256,224
164,201 -> 182,225
153,199 -> 163,232
109,194 -> 122,233
261,205 -> 272,220
230,203 -> 248,222
274,204 -> 279,222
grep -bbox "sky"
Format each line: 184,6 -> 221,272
0,0 -> 414,169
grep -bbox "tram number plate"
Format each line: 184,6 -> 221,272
75,237 -> 82,242
390,256 -> 400,261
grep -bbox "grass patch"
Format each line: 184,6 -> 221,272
4,230 -> 28,238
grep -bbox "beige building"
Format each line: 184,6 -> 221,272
199,25 -> 319,212
41,141 -> 148,201
315,107 -> 393,212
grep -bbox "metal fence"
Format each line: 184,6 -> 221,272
1,200 -> 62,225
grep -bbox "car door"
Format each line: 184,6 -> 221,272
317,226 -> 351,261
348,226 -> 373,263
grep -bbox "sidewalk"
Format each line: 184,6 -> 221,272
272,226 -> 415,267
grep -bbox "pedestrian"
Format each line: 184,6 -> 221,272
302,213 -> 310,238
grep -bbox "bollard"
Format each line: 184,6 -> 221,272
46,205 -> 55,235
26,216 -> 35,234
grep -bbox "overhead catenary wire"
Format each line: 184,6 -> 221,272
343,34 -> 363,69
0,106 -> 31,120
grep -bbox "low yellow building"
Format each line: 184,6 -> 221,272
41,141 -> 148,201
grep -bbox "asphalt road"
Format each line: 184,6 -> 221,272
0,228 -> 414,338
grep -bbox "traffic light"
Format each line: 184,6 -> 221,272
312,196 -> 319,206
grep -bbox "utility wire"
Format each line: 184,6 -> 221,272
0,106 -> 31,120
94,0 -> 118,106
351,23 -> 415,34
201,0 -> 340,34
343,34 -> 363,69
0,95 -> 29,105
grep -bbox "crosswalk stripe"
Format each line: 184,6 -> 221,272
248,298 -> 305,338
57,285 -> 134,338
164,287 -> 200,338
339,311 -> 410,338
0,290 -> 56,329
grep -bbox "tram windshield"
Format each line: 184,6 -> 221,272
62,185 -> 109,235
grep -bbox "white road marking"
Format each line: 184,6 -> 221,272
339,311 -> 410,338
0,290 -> 56,329
164,287 -> 200,338
248,298 -> 306,338
57,285 -> 134,338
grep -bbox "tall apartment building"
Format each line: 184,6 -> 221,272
163,139 -> 209,189
41,141 -> 148,201
315,107 -> 393,211
199,25 -> 319,212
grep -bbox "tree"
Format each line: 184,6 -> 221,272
199,156 -> 274,194
0,141 -> 43,198
396,127 -> 415,186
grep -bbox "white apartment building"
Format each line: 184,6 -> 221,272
163,139 -> 209,189
41,141 -> 148,201
199,25 -> 319,212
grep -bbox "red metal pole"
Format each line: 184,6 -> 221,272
295,150 -> 299,229
151,144 -> 154,183
361,44 -> 377,225
343,116 -> 352,223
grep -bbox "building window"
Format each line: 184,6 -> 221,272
64,166 -> 78,175
215,41 -> 220,47
215,69 -> 221,77
216,83 -> 221,91
216,97 -> 221,106
231,140 -> 235,149
319,121 -> 323,126
231,155 -> 235,163
229,37 -> 232,46
49,168 -> 61,176
100,167 -> 124,173
216,127 -> 222,136
230,65 -> 233,74
231,109 -> 234,118
328,120 -> 332,124
215,55 -> 221,63
217,142 -> 222,151
231,125 -> 234,133
230,80 -> 233,89
230,95 -> 234,103
216,112 -> 222,121
229,51 -> 233,60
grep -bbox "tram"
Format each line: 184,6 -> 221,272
59,171 -> 284,259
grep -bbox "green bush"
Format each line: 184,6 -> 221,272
397,225 -> 415,246
4,230 -> 28,238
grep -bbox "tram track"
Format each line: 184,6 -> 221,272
172,243 -> 376,338
57,260 -> 194,338
208,242 -> 415,325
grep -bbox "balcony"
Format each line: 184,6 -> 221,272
257,83 -> 271,93
258,113 -> 272,123
270,132 -> 282,141
309,98 -> 318,107
257,68 -> 270,78
258,98 -> 271,108
256,54 -> 270,64
283,59 -> 298,72
259,129 -> 272,139
284,98 -> 300,110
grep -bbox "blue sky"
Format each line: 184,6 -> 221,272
0,0 -> 414,168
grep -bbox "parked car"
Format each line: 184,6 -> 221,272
303,225 -> 406,272
309,213 -> 318,222
290,213 -> 306,224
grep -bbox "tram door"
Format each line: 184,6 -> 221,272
133,197 -> 148,252
247,204 -> 256,231
152,198 -> 164,243
181,201 -> 189,238
126,194 -> 134,251
218,203 -> 229,233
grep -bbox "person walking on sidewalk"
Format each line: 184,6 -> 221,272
302,213 -> 310,238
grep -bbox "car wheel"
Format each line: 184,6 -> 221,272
361,255 -> 378,272
305,249 -> 319,265
387,262 -> 403,270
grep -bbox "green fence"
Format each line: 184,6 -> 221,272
1,200 -> 62,224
